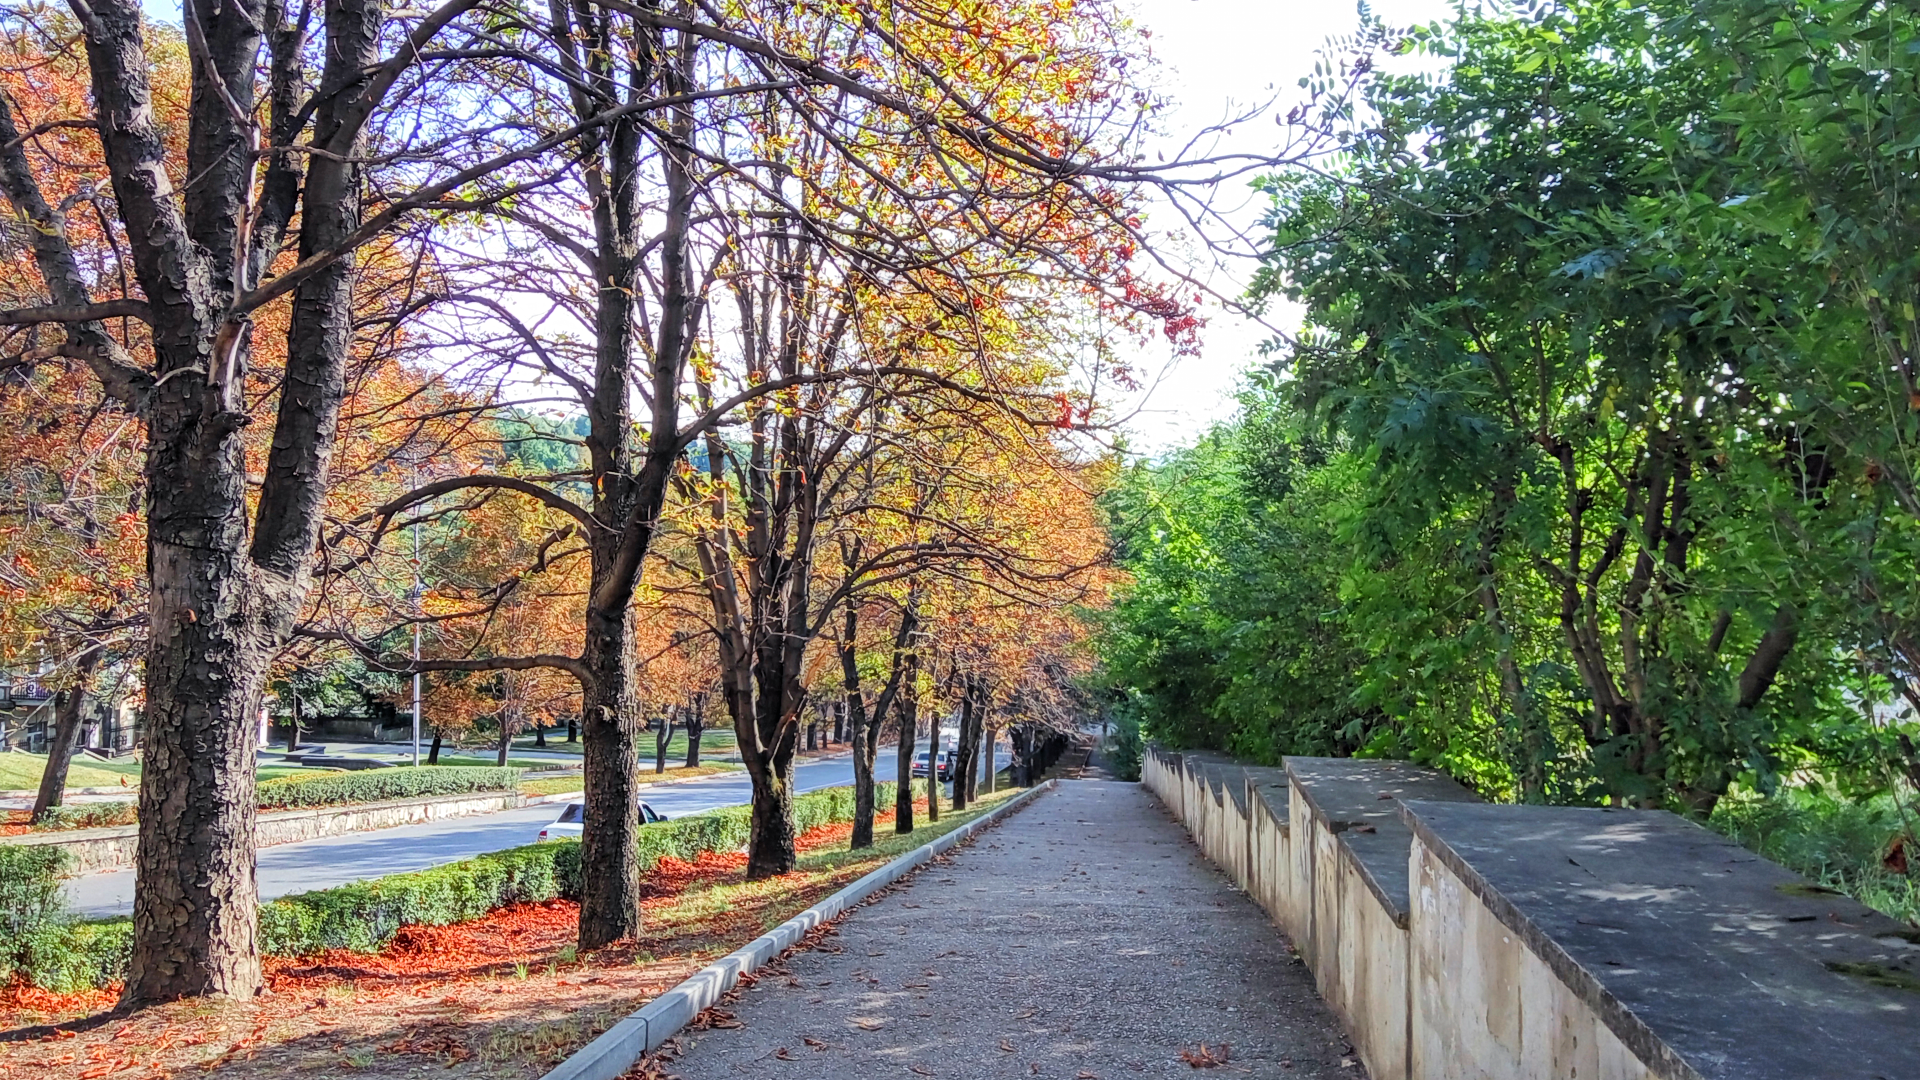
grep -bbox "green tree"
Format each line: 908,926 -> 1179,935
1099,382 -> 1378,764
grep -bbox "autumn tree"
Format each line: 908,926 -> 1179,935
333,0 -> 1215,942
0,0 -> 669,998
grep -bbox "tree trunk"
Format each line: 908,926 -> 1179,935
534,723 -> 547,748
31,647 -> 103,823
427,730 -> 442,765
287,685 -> 302,753
895,655 -> 918,834
982,725 -> 996,794
685,709 -> 703,767
833,701 -> 846,745
950,680 -> 974,812
496,715 -> 513,767
851,717 -> 878,849
964,695 -> 985,804
578,594 -> 642,950
128,555 -> 269,1003
841,600 -> 915,850
655,707 -> 673,774
746,751 -> 798,877
925,701 -> 940,823
567,717 -> 578,743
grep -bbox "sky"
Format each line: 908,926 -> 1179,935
1107,0 -> 1453,454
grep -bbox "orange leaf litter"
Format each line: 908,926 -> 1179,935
2,800 -> 935,1018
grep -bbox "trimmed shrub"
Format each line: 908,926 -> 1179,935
261,780 -> 897,957
0,846 -> 130,990
0,846 -> 68,946
261,841 -> 576,955
20,920 -> 133,992
256,766 -> 520,811
31,801 -> 138,831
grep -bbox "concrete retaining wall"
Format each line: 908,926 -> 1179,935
1146,746 -> 1613,1079
2,789 -> 522,874
1406,834 -> 1650,1080
1144,746 -> 1920,1080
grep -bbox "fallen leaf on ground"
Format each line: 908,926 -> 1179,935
802,1037 -> 827,1049
999,1040 -> 1015,1053
851,1018 -> 885,1031
1180,1043 -> 1231,1068
910,1065 -> 934,1076
773,1047 -> 795,1061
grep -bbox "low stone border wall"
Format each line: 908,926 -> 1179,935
0,789 -> 523,874
1144,746 -> 1919,1080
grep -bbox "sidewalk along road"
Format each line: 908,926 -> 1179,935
658,779 -> 1358,1080
61,748 -> 1010,919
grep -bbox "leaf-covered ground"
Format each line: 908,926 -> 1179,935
0,789 -> 1015,1080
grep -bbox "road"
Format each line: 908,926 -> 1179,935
63,748 -> 1008,918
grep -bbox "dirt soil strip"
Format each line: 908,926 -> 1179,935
541,781 -> 1059,1080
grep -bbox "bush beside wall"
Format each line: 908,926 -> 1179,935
29,803 -> 140,831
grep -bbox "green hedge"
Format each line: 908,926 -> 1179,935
0,846 -> 133,992
2,780 -> 900,986
0,846 -> 67,944
32,802 -> 138,831
15,768 -> 521,836
256,766 -> 520,811
260,841 -> 581,954
258,780 -> 897,957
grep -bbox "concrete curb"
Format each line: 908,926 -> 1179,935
540,779 -> 1060,1080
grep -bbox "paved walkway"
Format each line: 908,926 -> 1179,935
666,780 -> 1359,1080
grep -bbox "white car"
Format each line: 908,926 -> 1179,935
538,800 -> 666,840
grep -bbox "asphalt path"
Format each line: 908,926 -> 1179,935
63,748 -> 1007,918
